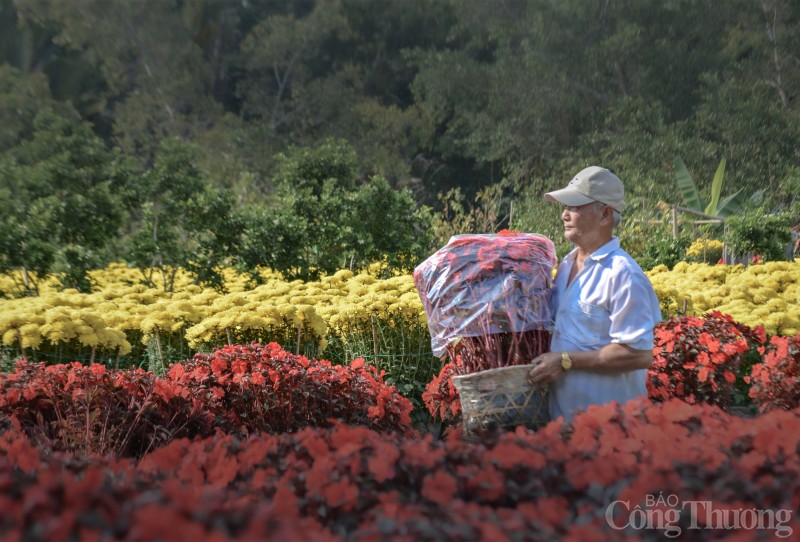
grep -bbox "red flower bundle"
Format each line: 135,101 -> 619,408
413,230 -> 557,374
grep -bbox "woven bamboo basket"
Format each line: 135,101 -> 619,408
452,364 -> 550,439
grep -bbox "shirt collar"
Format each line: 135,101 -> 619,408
589,237 -> 620,261
564,236 -> 620,263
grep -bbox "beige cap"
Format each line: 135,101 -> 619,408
544,166 -> 625,213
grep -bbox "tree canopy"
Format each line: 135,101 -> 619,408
1,0 -> 799,288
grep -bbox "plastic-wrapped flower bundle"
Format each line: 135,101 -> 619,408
413,230 -> 557,374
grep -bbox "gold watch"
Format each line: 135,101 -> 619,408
560,351 -> 573,372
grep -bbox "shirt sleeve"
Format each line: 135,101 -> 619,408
607,264 -> 663,351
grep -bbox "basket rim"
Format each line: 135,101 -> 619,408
451,364 -> 537,381
452,364 -> 549,395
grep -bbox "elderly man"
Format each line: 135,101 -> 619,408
527,166 -> 662,422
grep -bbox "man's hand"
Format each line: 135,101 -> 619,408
527,352 -> 565,384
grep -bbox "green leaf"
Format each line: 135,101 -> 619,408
704,157 -> 727,216
716,189 -> 746,218
674,157 -> 703,212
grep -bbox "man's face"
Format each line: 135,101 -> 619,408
561,202 -> 607,245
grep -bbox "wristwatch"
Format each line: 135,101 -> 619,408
560,351 -> 573,372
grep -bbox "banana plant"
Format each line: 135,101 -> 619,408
674,157 -> 745,218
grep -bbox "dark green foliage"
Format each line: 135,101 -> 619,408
351,175 -> 436,272
0,65 -> 62,149
1,0 -> 799,282
724,210 -> 792,262
238,140 -> 435,281
0,110 -> 129,292
124,138 -> 242,291
635,232 -> 693,272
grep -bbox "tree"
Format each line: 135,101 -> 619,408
16,0 -> 228,160
0,110 -> 129,292
125,138 -> 241,291
351,175 -> 436,273
237,139 -> 359,281
238,139 -> 434,281
725,209 -> 792,262
718,0 -> 800,112
0,65 -> 60,149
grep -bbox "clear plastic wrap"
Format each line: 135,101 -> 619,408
413,231 -> 558,359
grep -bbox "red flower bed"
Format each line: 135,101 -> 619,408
748,334 -> 800,412
0,425 -> 331,542
170,342 -> 413,435
4,399 -> 798,541
0,360 -> 208,458
647,312 -> 754,410
0,343 -> 412,458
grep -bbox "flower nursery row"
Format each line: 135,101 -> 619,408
0,343 -> 413,459
646,260 -> 800,335
2,396 -> 798,541
3,311 -> 798,461
1,265 -> 423,357
2,329 -> 799,540
4,260 -> 800,368
1,265 -> 436,393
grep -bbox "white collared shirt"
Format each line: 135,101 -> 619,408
549,237 -> 662,421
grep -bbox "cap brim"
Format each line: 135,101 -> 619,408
544,188 -> 595,207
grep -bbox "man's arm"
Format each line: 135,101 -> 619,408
527,343 -> 652,384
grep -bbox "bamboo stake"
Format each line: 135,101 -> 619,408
90,345 -> 96,365
153,325 -> 165,374
371,318 -> 379,359
296,325 -> 302,355
672,205 -> 679,239
226,328 -> 233,346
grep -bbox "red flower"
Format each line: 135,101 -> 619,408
368,443 -> 400,483
648,313 -> 751,410
420,470 -> 458,504
661,399 -> 696,422
320,479 -> 359,510
210,358 -> 228,376
210,387 -> 225,399
231,359 -> 250,374
748,334 -> 800,411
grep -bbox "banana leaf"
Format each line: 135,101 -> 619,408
717,189 -> 746,218
674,157 -> 702,212
704,157 -> 726,216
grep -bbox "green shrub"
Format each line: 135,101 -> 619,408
632,230 -> 692,271
724,210 -> 791,262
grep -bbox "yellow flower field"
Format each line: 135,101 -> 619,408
2,260 -> 800,372
646,261 -> 800,335
0,265 -> 434,385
